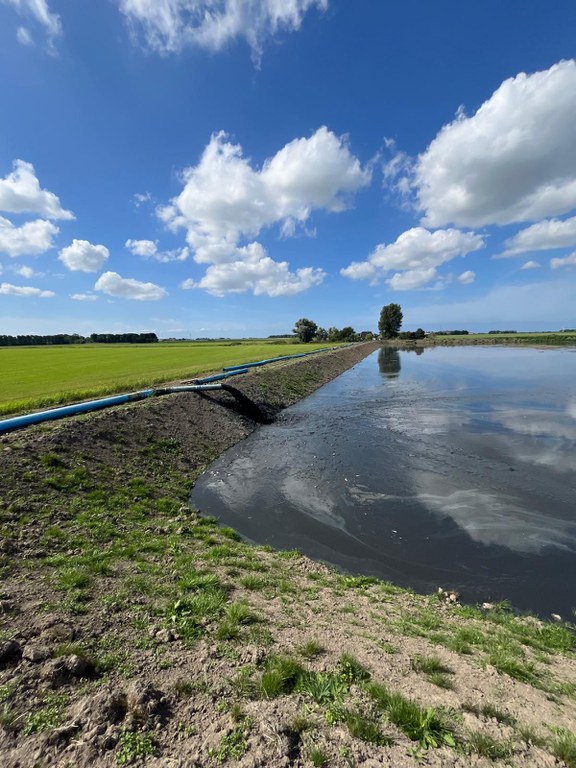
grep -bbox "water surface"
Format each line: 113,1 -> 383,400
192,346 -> 576,616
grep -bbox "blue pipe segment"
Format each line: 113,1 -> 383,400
0,377 -> 252,436
222,345 -> 339,372
0,390 -> 155,435
222,354 -> 306,371
191,368 -> 249,383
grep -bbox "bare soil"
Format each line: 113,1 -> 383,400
0,342 -> 575,768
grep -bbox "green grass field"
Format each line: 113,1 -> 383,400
0,340 -> 335,417
432,332 -> 576,345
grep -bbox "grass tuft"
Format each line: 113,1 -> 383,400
367,682 -> 456,749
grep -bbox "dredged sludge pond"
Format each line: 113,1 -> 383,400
191,346 -> 576,617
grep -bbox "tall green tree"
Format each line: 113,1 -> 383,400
293,318 -> 318,343
379,303 -> 403,338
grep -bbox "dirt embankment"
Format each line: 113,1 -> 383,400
1,340 -> 575,768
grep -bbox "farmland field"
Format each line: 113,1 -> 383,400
0,340 -> 334,416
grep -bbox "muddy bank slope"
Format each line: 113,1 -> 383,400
1,340 -> 575,768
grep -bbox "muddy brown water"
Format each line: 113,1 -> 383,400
191,346 -> 576,617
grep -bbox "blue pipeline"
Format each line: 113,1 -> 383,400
0,379 -> 241,436
191,368 -> 249,383
222,345 -> 339,372
0,390 -> 154,435
222,354 -> 305,371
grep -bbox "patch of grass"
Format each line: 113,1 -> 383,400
22,693 -> 67,735
344,708 -> 393,746
338,653 -> 371,684
259,655 -> 305,699
379,641 -> 397,654
0,683 -> 17,703
487,650 -> 540,686
298,638 -> 325,659
296,670 -> 348,707
466,730 -> 513,760
210,722 -> 251,763
411,654 -> 455,690
367,682 -> 457,749
309,747 -> 328,767
515,723 -> 547,747
168,578 -> 229,642
339,575 -> 380,590
549,727 -> 576,767
239,574 -> 269,590
230,666 -> 258,698
0,702 -> 19,729
427,671 -> 455,690
462,701 -> 517,727
216,600 -> 258,641
56,567 -> 93,591
116,729 -> 157,765
411,654 -> 451,675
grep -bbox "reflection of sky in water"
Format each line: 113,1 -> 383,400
193,347 -> 576,614
413,473 -> 576,554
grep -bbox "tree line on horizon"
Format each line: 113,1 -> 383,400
0,332 -> 159,347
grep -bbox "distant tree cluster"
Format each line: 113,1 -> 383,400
292,319 -> 373,344
488,330 -> 517,334
433,330 -> 469,336
89,333 -> 158,344
0,332 -> 158,347
0,334 -> 86,347
397,328 -> 425,340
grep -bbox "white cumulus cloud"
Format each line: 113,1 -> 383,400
415,60 -> 576,228
59,239 -> 109,272
550,252 -> 576,269
95,271 -> 167,300
125,238 -> 158,257
118,0 -> 328,59
457,270 -> 475,284
387,267 -> 438,291
341,227 -> 483,290
71,293 -> 97,301
501,215 -> 576,257
0,281 -> 54,297
521,260 -> 541,270
162,126 -> 367,295
125,238 -> 189,262
182,246 -> 325,297
1,0 -> 62,43
0,160 -> 74,220
0,216 -> 58,257
14,265 -> 35,277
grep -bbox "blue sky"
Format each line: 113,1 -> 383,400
1,0 -> 575,337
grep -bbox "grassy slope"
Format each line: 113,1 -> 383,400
0,340 -> 335,416
0,345 -> 575,767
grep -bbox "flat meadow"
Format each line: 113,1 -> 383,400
0,339 -> 332,416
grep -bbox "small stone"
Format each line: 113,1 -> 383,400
551,613 -> 562,622
23,644 -> 51,663
155,629 -> 175,643
64,654 -> 94,677
482,602 -> 495,611
0,639 -> 22,666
